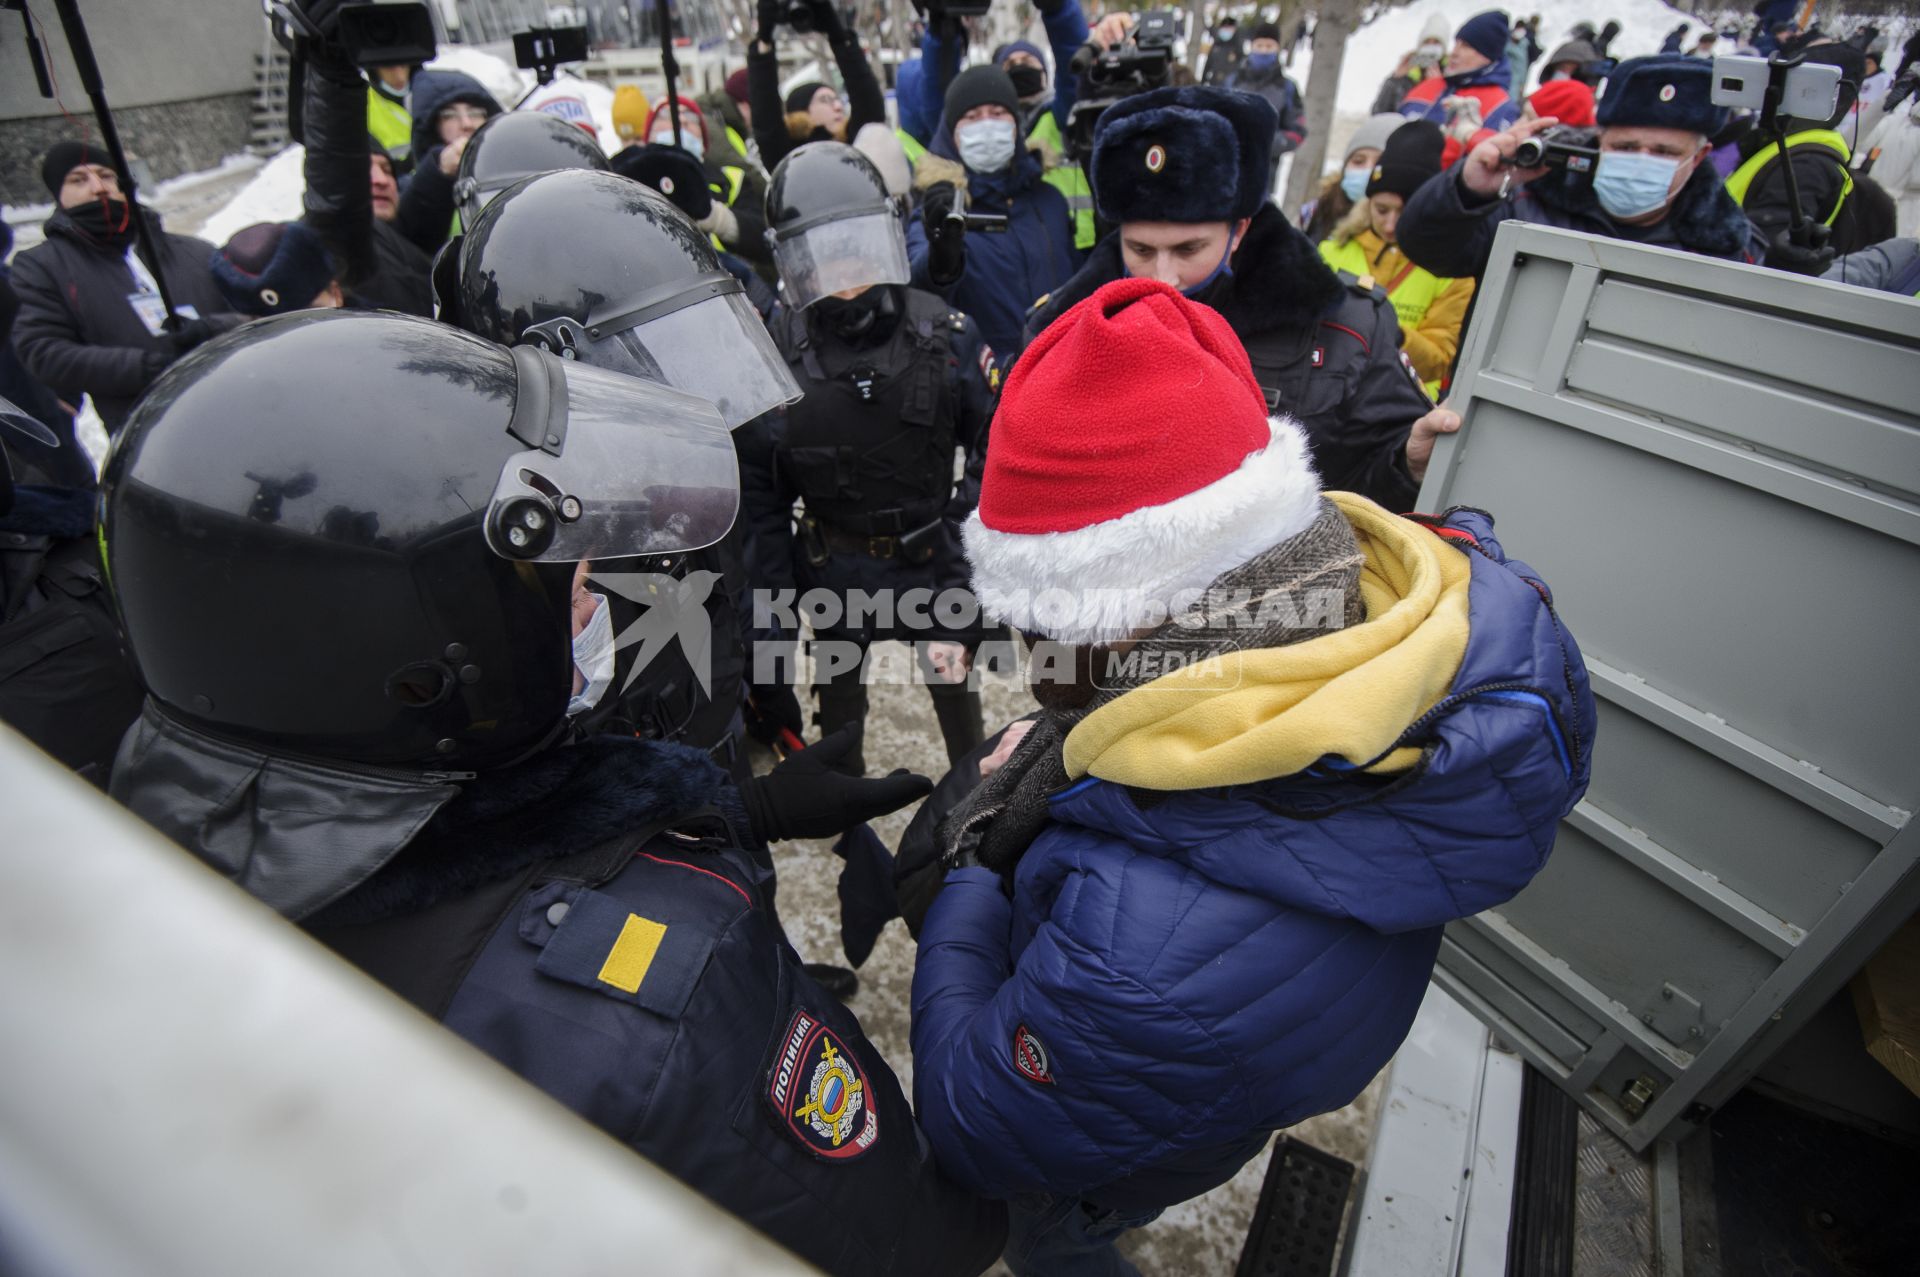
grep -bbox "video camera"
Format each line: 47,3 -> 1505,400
1510,125 -> 1599,176
267,0 -> 437,69
1062,9 -> 1185,166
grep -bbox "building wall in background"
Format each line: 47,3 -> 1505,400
0,0 -> 263,206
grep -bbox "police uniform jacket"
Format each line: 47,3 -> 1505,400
111,711 -> 1007,1276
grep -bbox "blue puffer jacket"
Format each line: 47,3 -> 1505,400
910,504 -> 1594,1209
907,136 -> 1081,358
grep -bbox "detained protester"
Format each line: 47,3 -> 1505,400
1318,121 -> 1474,399
297,43 -> 435,316
1396,55 -> 1768,280
211,222 -> 347,315
10,144 -> 240,436
1027,85 -> 1432,511
0,395 -> 142,784
739,143 -> 995,779
911,278 -> 1594,1275
1301,112 -> 1406,244
102,311 -> 1006,1277
910,65 -> 1081,360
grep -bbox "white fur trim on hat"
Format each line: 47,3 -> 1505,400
963,416 -> 1324,646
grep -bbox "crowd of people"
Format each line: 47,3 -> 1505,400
0,1 -> 1912,1272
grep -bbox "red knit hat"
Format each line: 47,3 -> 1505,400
965,278 -> 1323,645
645,97 -> 707,144
1527,79 -> 1596,128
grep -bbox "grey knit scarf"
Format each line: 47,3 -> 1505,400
945,498 -> 1366,876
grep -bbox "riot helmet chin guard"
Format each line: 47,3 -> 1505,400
765,142 -> 911,310
452,110 -> 611,228
101,310 -> 739,772
455,168 -> 801,428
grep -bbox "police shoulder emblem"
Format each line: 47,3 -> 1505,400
767,1009 -> 879,1160
1013,1024 -> 1055,1084
1145,143 -> 1166,174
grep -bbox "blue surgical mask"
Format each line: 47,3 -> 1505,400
1247,51 -> 1279,70
954,118 -> 1017,173
1592,151 -> 1683,220
1179,237 -> 1236,300
568,591 -> 616,716
651,128 -> 703,160
1340,165 -> 1371,202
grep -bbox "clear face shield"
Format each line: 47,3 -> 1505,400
519,272 -> 801,430
484,345 -> 740,564
767,205 -> 911,311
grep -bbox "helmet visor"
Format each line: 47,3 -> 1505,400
571,290 -> 800,430
770,209 -> 910,310
486,348 -> 739,563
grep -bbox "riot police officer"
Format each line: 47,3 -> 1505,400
102,311 -> 1007,1276
741,142 -> 996,777
441,168 -> 794,779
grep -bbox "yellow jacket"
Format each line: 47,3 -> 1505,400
1318,229 -> 1473,392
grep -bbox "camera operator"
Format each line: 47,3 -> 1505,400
907,65 -> 1081,358
908,0 -> 1115,250
1719,40 -> 1885,274
1397,54 -> 1767,282
746,0 -> 888,174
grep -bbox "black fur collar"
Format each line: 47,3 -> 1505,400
1528,162 -> 1755,258
312,735 -> 748,926
1033,204 -> 1344,340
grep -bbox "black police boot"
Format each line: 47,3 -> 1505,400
803,962 -> 860,1001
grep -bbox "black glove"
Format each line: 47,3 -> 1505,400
740,725 -> 934,843
756,0 -> 782,43
140,347 -> 171,384
1765,226 -> 1837,275
165,316 -> 218,357
809,0 -> 845,35
744,682 -> 806,748
922,182 -> 967,286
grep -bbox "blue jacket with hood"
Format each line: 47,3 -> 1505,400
910,500 -> 1594,1209
906,122 -> 1081,359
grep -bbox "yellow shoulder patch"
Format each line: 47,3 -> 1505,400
597,913 -> 669,993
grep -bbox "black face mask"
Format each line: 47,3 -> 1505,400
812,285 -> 899,344
65,196 -> 135,249
1007,64 -> 1047,101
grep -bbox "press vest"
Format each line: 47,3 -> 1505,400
367,85 -> 412,165
774,290 -> 960,537
1028,112 -> 1096,250
1725,129 -> 1855,226
1317,237 -> 1449,397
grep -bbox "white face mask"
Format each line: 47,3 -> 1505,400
955,117 -> 1018,173
568,590 -> 616,716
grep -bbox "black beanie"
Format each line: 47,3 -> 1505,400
943,65 -> 1020,131
41,141 -> 108,197
1367,119 -> 1445,199
1248,22 -> 1282,43
785,80 -> 831,114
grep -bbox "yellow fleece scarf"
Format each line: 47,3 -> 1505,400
1061,493 -> 1473,789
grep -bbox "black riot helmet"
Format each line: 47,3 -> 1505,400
453,109 -> 610,227
446,168 -> 800,428
763,142 -> 910,310
100,310 -> 739,771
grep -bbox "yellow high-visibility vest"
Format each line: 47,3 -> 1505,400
1724,129 -> 1854,227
